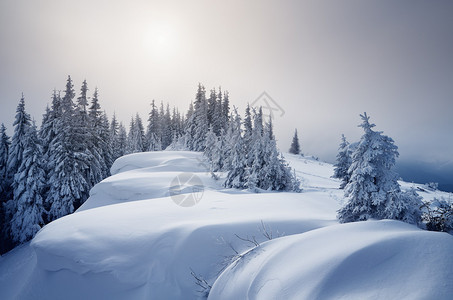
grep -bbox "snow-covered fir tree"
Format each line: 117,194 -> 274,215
89,87 -> 102,127
7,94 -> 32,183
46,76 -> 90,220
261,118 -> 300,191
0,123 -> 11,253
110,113 -> 122,161
212,89 -> 224,136
117,122 -> 128,157
333,134 -> 352,189
10,123 -> 46,244
203,126 -> 221,172
146,100 -> 161,151
247,107 -> 265,189
100,112 -> 113,177
222,90 -> 230,129
0,124 -> 11,202
219,112 -> 238,171
40,90 -> 61,165
289,129 -> 301,155
191,84 -> 209,151
161,103 -> 173,150
207,88 -> 217,130
74,81 -> 103,195
223,109 -> 248,188
243,104 -> 254,167
3,95 -> 33,243
88,87 -> 109,179
337,113 -> 421,224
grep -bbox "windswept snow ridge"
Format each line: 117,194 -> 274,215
1,151 -> 452,299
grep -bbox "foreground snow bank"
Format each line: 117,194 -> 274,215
1,151 -> 452,299
209,220 -> 453,299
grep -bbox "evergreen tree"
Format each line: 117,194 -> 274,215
100,112 -> 113,176
87,87 -> 109,182
338,113 -> 420,224
289,129 -> 301,155
207,88 -> 217,128
89,87 -> 102,127
73,80 -> 103,197
40,90 -> 61,160
203,126 -> 221,172
192,84 -> 208,151
128,114 -> 146,153
127,116 -> 136,154
171,107 -> 182,140
147,100 -> 161,151
7,94 -> 32,180
0,124 -> 11,254
4,94 -> 33,241
110,113 -> 122,161
0,124 -> 11,202
222,90 -> 230,129
161,104 -> 173,150
212,90 -> 223,136
117,122 -> 128,157
46,76 -> 90,220
77,80 -> 89,113
10,123 -> 46,243
243,104 -> 254,167
223,109 -> 248,188
333,134 -> 352,189
247,108 -> 266,189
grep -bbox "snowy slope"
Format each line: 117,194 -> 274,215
1,151 -> 452,299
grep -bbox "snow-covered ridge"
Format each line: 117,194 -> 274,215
1,151 -> 452,299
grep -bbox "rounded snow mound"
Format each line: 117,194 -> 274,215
79,151 -> 213,211
209,220 -> 453,300
110,151 -> 206,175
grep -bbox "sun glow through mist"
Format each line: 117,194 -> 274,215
141,23 -> 178,60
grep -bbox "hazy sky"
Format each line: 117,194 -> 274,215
1,0 -> 452,169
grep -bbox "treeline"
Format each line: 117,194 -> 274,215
0,78 -> 300,254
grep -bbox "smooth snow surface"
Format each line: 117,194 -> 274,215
1,151 -> 452,299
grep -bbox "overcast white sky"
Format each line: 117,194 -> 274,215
1,0 -> 452,168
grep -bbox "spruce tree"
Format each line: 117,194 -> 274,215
243,104 -> 254,167
212,91 -> 223,136
338,113 -> 421,224
100,112 -> 113,176
127,116 -> 136,153
222,90 -> 230,129
204,126 -> 221,172
110,113 -> 122,161
224,109 -> 248,188
10,123 -> 46,243
7,94 -> 32,180
147,100 -> 161,151
247,108 -> 265,189
289,129 -> 301,155
333,134 -> 352,189
74,80 -> 103,196
89,87 -> 102,127
192,84 -> 208,151
0,124 -> 11,202
4,95 -> 32,241
117,122 -> 128,157
46,76 -> 90,220
0,124 -> 11,253
207,88 -> 217,128
161,104 -> 173,150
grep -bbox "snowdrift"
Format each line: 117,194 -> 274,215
209,220 -> 453,299
1,151 -> 452,299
